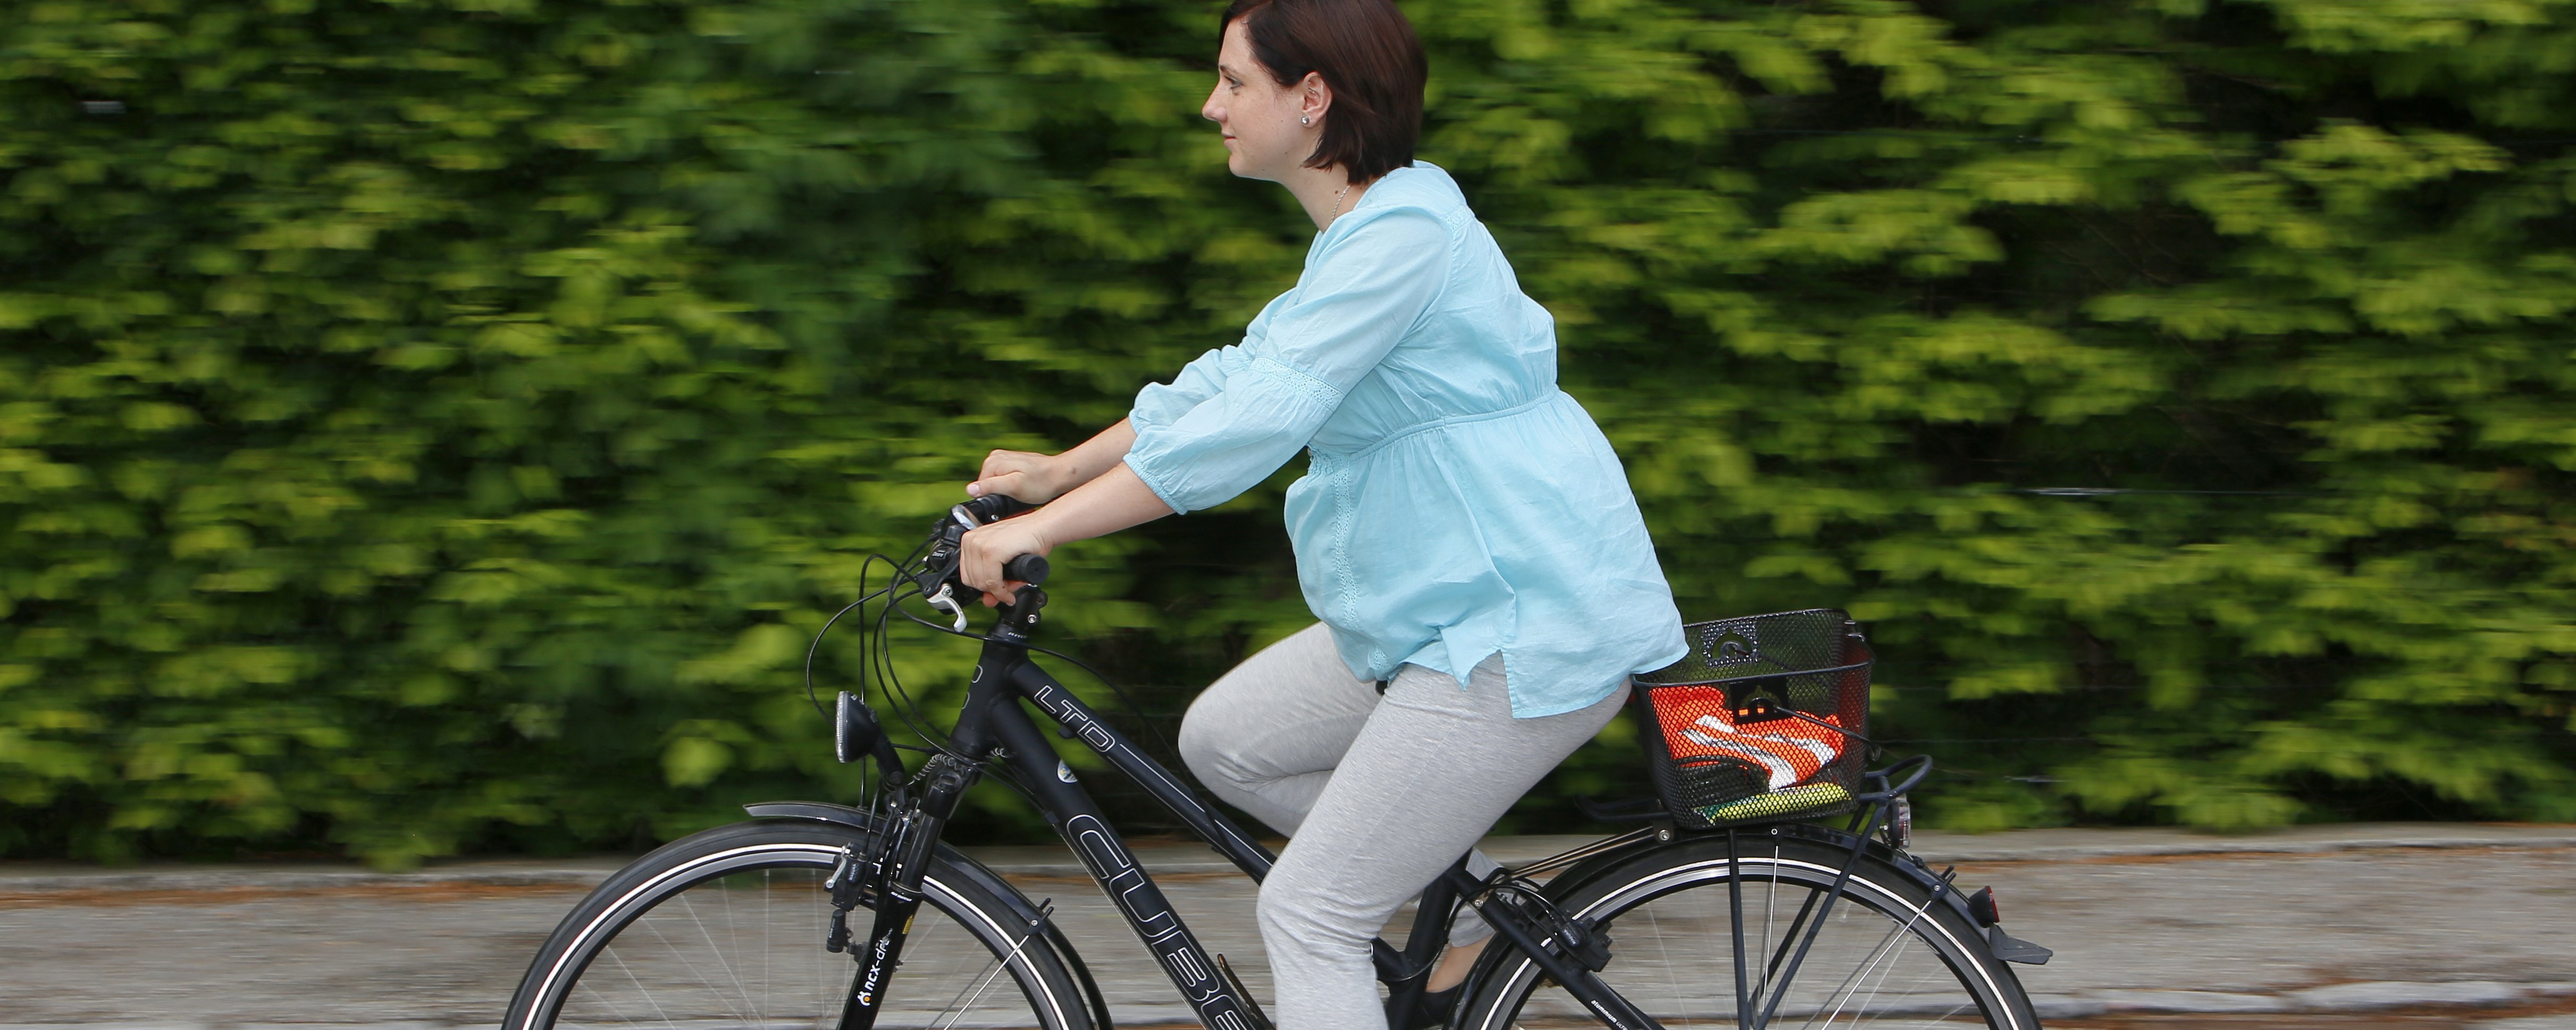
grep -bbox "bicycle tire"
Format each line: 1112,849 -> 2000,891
504,818 -> 1094,1030
1456,832 -> 2040,1030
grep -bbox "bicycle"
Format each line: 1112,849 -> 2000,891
504,494 -> 2055,1030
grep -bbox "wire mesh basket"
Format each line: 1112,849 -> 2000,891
1633,609 -> 1873,830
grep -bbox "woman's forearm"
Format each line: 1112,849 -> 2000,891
957,459 -> 1171,600
1024,461 -> 1171,544
968,418 -> 1139,503
1054,419 -> 1138,490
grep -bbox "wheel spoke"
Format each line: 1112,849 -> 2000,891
932,923 -> 1043,1030
1798,902 -> 1928,1029
600,941 -> 683,1030
1758,840 -> 1781,1002
677,885 -> 760,1020
630,894 -> 752,1024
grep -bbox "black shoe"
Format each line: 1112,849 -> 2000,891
1403,984 -> 1462,1030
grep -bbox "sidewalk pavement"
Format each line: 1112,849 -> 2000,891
2,823 -> 2572,1028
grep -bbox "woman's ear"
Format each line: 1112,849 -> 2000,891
1300,71 -> 1333,126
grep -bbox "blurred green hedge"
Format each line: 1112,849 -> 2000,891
3,0 -> 2571,867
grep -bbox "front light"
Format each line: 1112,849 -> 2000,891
835,690 -> 881,765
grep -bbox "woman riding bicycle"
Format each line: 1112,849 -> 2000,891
956,1 -> 1686,1026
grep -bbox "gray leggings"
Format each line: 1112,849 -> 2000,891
1177,623 -> 1629,1030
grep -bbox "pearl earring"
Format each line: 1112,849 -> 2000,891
1301,115 -> 1311,125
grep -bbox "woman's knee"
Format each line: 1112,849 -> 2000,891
1177,632 -> 1329,789
1176,690 -> 1243,790
1254,861 -> 1351,950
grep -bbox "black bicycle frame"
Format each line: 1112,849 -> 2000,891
842,591 -> 1667,1030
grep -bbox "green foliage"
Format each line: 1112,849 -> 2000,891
2,0 -> 2570,866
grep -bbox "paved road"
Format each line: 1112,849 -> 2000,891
2,824 -> 2572,1029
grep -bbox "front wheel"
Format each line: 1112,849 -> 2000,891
504,819 -> 1093,1030
1457,832 -> 2041,1029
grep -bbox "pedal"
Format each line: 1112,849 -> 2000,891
1214,953 -> 1274,1030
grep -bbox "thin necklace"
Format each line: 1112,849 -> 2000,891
1328,183 -> 1351,224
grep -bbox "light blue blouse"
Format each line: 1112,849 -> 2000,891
1124,162 -> 1686,717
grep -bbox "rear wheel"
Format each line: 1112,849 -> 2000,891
505,819 -> 1092,1030
1457,833 -> 2038,1029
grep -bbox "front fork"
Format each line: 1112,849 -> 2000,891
834,752 -> 981,1030
833,597 -> 1041,1030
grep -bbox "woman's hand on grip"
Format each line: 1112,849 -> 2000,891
959,516 -> 1052,607
953,425 -> 1170,608
968,449 -> 1070,505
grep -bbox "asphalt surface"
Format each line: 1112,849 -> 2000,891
2,823 -> 2572,1029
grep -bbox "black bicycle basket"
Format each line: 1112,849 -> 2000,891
1632,609 -> 1873,829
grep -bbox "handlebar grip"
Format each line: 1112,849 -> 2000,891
963,493 -> 1037,523
1003,554 -> 1050,587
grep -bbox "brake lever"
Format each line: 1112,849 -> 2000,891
924,583 -> 969,633
912,501 -> 1024,634
909,505 -> 978,601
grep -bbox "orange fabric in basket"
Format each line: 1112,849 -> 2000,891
1652,686 -> 1846,791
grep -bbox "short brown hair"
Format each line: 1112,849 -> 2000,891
1222,0 -> 1427,183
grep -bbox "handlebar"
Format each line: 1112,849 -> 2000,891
912,496 -> 1050,621
961,493 -> 1038,524
1001,552 -> 1050,588
956,496 -> 1048,588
